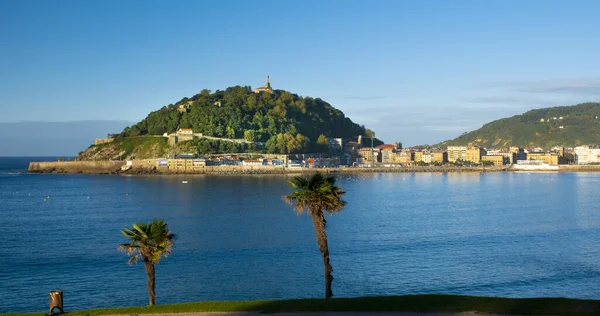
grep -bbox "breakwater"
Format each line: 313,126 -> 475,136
29,160 -> 512,174
28,161 -> 126,174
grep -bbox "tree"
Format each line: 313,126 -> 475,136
284,173 -> 347,298
226,126 -> 236,139
294,134 -> 310,153
317,134 -> 329,152
244,130 -> 256,142
317,134 -> 329,145
119,219 -> 175,306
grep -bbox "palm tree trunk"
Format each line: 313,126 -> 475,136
311,212 -> 334,298
144,261 -> 156,305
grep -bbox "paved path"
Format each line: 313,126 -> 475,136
109,311 -> 536,316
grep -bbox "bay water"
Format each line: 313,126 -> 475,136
1,157 -> 600,313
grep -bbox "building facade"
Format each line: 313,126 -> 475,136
466,147 -> 487,163
481,155 -> 508,166
575,146 -> 600,164
447,146 -> 467,162
527,152 -> 560,165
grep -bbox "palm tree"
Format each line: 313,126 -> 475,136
284,173 -> 346,298
118,219 -> 175,306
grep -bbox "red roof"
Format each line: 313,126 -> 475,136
376,144 -> 396,150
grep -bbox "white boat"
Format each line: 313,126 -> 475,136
182,180 -> 188,184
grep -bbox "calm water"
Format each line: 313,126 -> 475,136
1,157 -> 600,312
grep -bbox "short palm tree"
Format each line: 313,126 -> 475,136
284,173 -> 346,298
119,219 -> 175,306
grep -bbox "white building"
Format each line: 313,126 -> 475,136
242,160 -> 262,166
574,146 -> 600,164
422,153 -> 432,164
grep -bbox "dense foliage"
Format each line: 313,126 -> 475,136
440,102 -> 600,148
119,86 -> 373,153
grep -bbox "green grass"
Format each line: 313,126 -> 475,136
110,136 -> 167,160
4,295 -> 600,316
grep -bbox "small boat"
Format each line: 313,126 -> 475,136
182,180 -> 188,184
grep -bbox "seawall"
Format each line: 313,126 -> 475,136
28,160 -> 510,175
559,165 -> 600,172
28,161 -> 126,174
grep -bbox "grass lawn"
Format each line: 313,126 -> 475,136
2,295 -> 599,316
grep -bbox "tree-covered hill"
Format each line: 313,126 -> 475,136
116,86 -> 378,153
439,102 -> 600,149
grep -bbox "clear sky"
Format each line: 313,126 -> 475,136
2,0 -> 600,145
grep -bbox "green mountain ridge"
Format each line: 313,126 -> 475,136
439,102 -> 600,149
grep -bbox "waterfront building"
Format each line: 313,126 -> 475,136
395,149 -> 414,164
481,155 -> 508,166
509,147 -> 526,163
422,153 -> 432,164
413,151 -> 424,163
242,159 -> 262,166
447,146 -> 467,162
466,147 -> 487,163
381,150 -> 395,163
168,159 -> 194,171
527,152 -> 560,165
360,147 -> 381,162
551,146 -> 565,156
574,146 -> 600,164
432,151 -> 447,163
377,144 -> 397,163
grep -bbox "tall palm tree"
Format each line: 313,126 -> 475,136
284,173 -> 346,298
119,219 -> 175,306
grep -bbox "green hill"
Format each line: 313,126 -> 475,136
439,102 -> 600,149
81,86 -> 381,159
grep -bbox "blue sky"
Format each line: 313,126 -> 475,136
2,0 -> 600,145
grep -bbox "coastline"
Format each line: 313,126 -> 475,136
27,160 -> 510,174
27,160 -> 600,175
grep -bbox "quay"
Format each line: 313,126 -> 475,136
29,159 -> 521,175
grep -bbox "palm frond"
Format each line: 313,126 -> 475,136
284,173 -> 346,217
119,219 -> 175,265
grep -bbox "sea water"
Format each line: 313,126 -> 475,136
1,157 -> 600,312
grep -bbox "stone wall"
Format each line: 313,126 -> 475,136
94,138 -> 114,145
558,165 -> 600,172
28,160 -> 514,175
28,161 -> 126,174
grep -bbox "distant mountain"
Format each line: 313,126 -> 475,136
0,120 -> 133,156
439,102 -> 600,149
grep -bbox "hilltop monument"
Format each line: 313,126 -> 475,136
254,75 -> 274,94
